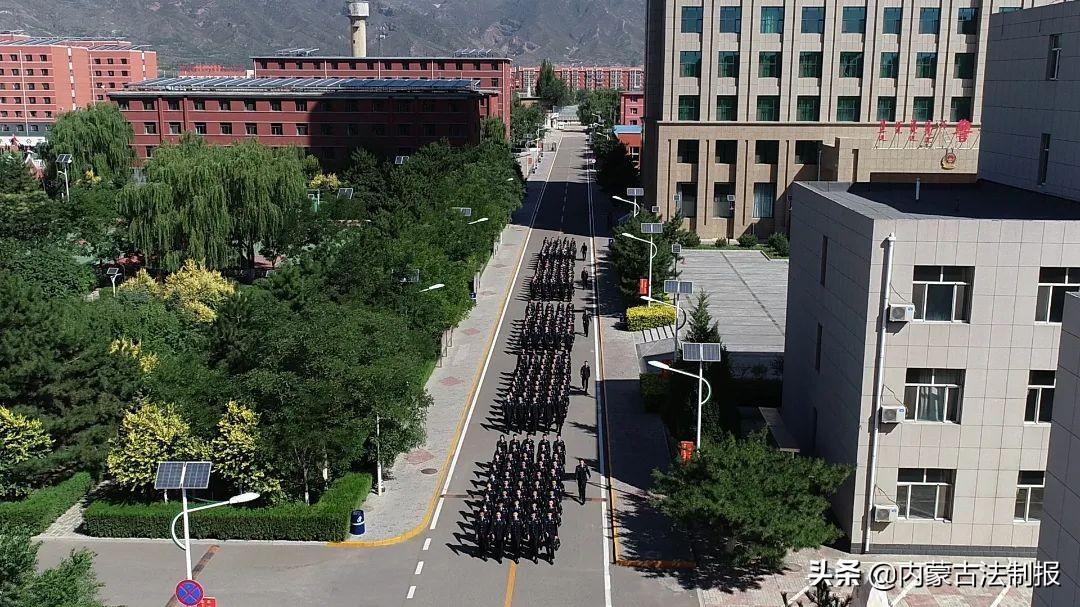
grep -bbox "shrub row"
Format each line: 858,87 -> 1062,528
626,305 -> 677,331
0,472 -> 94,534
82,473 -> 371,542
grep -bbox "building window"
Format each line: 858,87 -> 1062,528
1014,471 -> 1045,522
718,51 -> 739,78
143,122 -> 156,134
220,122 -> 233,135
877,97 -> 897,121
269,100 -> 282,112
675,183 -> 697,217
677,140 -> 699,164
839,52 -> 863,78
678,95 -> 700,120
143,100 -> 155,110
755,140 -> 779,164
245,123 -> 257,135
814,323 -> 823,371
802,6 -> 825,33
836,96 -> 860,121
916,53 -> 937,79
244,100 -> 256,111
795,140 -> 821,164
950,97 -> 973,121
912,266 -> 972,321
904,369 -> 963,422
716,95 -> 737,120
1038,133 -> 1051,186
270,123 -> 283,135
680,51 -> 702,77
219,100 -> 231,111
719,6 -> 742,33
1047,34 -> 1062,80
321,124 -> 333,136
752,183 -> 775,218
957,7 -> 979,35
919,8 -> 940,34
715,140 -> 737,163
842,7 -> 866,33
1000,6 -> 1022,12
1026,371 -> 1055,423
713,183 -> 735,217
799,52 -> 822,78
954,53 -> 975,79
168,122 -> 181,135
193,100 -> 205,111
913,97 -> 935,121
296,124 -> 309,136
760,7 -> 784,34
756,96 -> 780,121
194,122 -> 207,135
681,6 -> 704,33
167,100 -> 180,111
897,469 -> 954,519
759,52 -> 781,78
1036,267 -> 1079,321
880,52 -> 899,78
797,96 -> 820,121
295,100 -> 308,111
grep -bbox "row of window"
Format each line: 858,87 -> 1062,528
0,122 -> 51,133
257,59 -> 497,72
673,180 -> 778,219
0,96 -> 53,104
1,54 -> 132,64
681,5 -> 991,36
0,67 -> 51,76
0,82 -> 53,91
677,138 -> 820,165
145,121 -> 465,138
895,468 -> 1044,522
677,94 -> 971,122
118,98 -> 465,113
0,109 -> 53,119
897,265 -> 1078,324
680,50 -> 975,80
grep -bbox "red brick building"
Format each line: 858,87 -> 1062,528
619,91 -> 644,126
513,65 -> 644,95
0,33 -> 157,145
110,77 -> 491,169
249,53 -> 511,136
179,64 -> 248,77
612,125 -> 642,169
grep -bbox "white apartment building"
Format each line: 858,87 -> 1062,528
642,0 -> 1052,240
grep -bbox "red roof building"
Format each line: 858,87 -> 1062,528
0,33 -> 157,145
249,53 -> 511,137
109,76 -> 491,169
619,91 -> 644,126
513,65 -> 644,95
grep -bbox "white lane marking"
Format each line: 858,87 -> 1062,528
430,497 -> 445,530
584,135 -> 613,607
407,585 -> 417,599
414,561 -> 424,575
422,537 -> 431,551
434,129 -> 560,521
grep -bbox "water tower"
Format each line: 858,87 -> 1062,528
346,1 -> 370,57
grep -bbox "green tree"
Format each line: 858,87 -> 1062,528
577,88 -> 621,127
652,432 -> 851,568
0,239 -> 96,298
0,153 -> 40,195
106,401 -> 206,496
481,116 -> 507,143
48,103 -> 134,187
782,581 -> 853,607
210,400 -> 282,498
685,291 -> 722,344
118,137 -> 308,271
510,96 -> 546,147
0,530 -> 105,607
536,60 -> 569,107
0,407 -> 51,499
609,211 -> 677,302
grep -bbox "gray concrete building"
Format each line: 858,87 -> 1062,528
782,180 -> 1080,555
642,0 -> 1060,241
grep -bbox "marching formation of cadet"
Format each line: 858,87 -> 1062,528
521,302 -> 575,350
531,237 -> 577,301
473,434 -> 566,563
504,350 -> 572,433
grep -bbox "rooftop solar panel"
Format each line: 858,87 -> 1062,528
122,76 -> 481,95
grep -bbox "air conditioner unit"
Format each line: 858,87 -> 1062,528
873,504 -> 899,523
879,403 -> 906,424
888,303 -> 916,323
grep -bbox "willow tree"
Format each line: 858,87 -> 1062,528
119,137 -> 308,270
48,103 -> 134,186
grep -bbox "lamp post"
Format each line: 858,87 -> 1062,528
468,217 -> 490,225
620,230 -> 660,306
612,195 -> 640,217
170,492 -> 259,580
55,154 -> 72,201
649,360 -> 711,450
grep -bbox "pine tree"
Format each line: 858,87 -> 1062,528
0,153 -> 40,195
536,59 -> 569,107
686,291 -> 722,343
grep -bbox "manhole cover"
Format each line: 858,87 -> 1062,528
420,468 -> 438,475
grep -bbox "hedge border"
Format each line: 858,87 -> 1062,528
82,472 -> 371,542
627,305 -> 677,331
0,472 -> 94,535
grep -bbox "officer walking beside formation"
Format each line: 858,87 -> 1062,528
575,458 -> 591,504
580,360 -> 591,395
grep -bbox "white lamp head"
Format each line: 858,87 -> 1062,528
229,492 -> 260,505
648,360 -> 671,371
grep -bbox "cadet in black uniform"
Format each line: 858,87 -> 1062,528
575,458 -> 591,504
580,360 -> 591,394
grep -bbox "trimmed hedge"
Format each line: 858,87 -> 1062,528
83,473 -> 371,542
0,472 -> 94,534
627,305 -> 677,331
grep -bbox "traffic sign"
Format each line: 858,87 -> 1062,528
175,580 -> 204,606
197,598 -> 217,607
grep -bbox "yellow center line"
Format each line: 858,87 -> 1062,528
503,561 -> 518,607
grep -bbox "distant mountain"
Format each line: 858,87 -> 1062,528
0,0 -> 645,69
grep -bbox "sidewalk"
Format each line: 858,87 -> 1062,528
591,174 -> 694,567
344,130 -> 565,543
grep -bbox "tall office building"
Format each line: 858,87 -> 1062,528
642,0 -> 1044,240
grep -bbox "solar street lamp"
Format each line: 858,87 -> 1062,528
620,223 -> 662,305
612,195 -> 640,217
55,154 -> 72,201
651,342 -> 722,450
468,217 -> 490,225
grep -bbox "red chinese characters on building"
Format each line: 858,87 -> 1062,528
878,120 -> 887,141
955,119 -> 972,143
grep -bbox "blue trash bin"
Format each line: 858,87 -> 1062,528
350,509 -> 365,536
